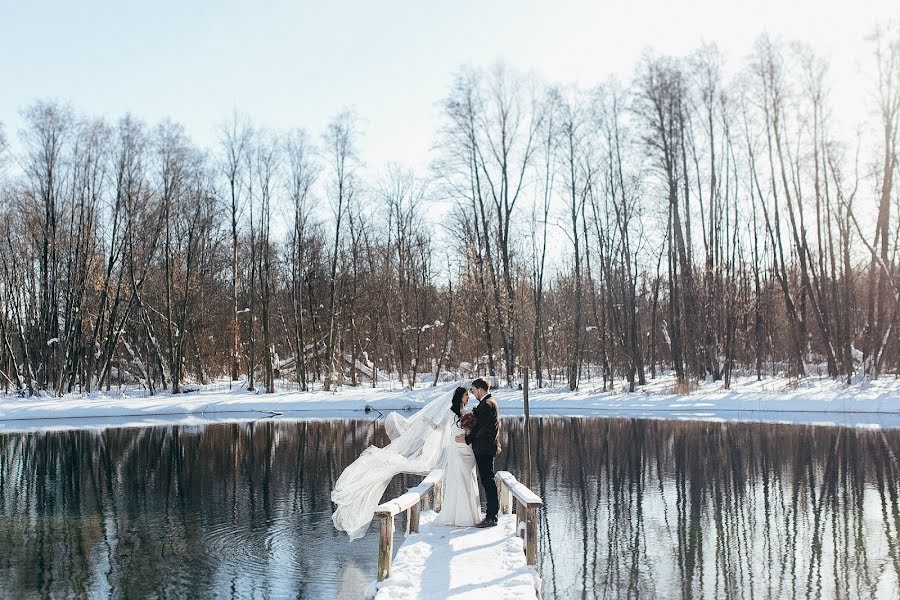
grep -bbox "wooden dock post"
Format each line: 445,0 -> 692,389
498,478 -> 510,514
525,507 -> 538,566
374,469 -> 444,582
373,469 -> 542,587
377,514 -> 394,581
409,502 -> 420,533
495,471 -> 544,569
434,479 -> 442,512
516,501 -> 526,539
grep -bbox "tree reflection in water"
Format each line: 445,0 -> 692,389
500,418 -> 900,599
0,419 -> 415,598
1,417 -> 898,599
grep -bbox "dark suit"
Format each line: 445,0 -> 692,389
465,393 -> 500,519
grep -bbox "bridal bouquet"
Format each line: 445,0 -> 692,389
460,413 -> 477,431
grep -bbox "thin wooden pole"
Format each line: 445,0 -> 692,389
523,367 -> 532,487
523,367 -> 530,421
377,514 -> 394,581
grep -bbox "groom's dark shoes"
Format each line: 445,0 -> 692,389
476,516 -> 497,528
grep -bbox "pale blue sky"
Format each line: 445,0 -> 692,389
0,0 -> 895,171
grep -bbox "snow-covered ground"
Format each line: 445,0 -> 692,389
1,374 -> 900,433
367,511 -> 539,600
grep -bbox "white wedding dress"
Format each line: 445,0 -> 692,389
435,417 -> 481,527
331,389 -> 481,540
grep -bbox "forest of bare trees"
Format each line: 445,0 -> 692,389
0,30 -> 898,396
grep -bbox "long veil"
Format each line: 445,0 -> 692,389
331,390 -> 455,540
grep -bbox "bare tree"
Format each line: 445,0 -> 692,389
285,130 -> 318,391
2,41 -> 899,395
220,113 -> 252,385
554,88 -> 593,391
864,22 -> 900,375
255,132 -> 280,393
322,112 -> 359,391
530,89 -> 559,388
634,55 -> 699,384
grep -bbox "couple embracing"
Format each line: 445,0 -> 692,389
331,378 -> 501,540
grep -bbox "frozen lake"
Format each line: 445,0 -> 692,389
1,416 -> 898,598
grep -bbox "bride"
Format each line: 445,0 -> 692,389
331,386 -> 481,540
434,387 -> 481,527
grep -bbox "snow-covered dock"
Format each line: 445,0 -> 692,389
367,470 -> 543,600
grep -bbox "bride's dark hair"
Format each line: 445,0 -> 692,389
451,386 -> 467,424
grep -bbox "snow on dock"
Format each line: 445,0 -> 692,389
367,470 -> 542,600
369,512 -> 539,600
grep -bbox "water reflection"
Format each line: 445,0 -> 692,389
0,419 -> 419,599
502,418 -> 900,599
0,417 -> 898,599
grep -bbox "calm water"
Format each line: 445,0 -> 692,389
1,417 -> 899,599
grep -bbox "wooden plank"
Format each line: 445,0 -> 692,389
423,468 -> 444,485
377,514 -> 394,581
374,469 -> 444,517
496,471 -> 543,508
417,468 -> 444,490
375,491 -> 421,517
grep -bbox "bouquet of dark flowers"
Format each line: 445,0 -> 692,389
460,412 -> 477,431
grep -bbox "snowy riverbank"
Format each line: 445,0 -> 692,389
2,375 -> 900,433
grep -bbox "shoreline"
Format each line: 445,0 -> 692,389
2,375 -> 899,433
2,409 -> 899,435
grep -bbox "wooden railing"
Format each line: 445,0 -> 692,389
372,468 -> 544,582
373,469 -> 444,581
495,471 -> 543,566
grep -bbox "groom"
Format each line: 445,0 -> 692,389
458,377 -> 500,528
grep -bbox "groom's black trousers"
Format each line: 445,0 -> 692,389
475,453 -> 499,519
